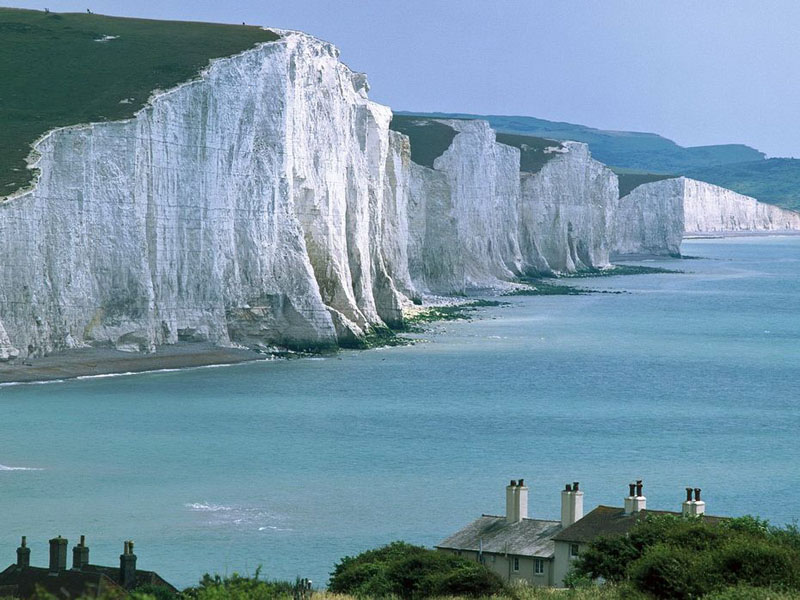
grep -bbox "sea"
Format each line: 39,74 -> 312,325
0,236 -> 798,588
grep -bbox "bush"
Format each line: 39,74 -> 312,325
628,543 -> 707,600
573,514 -> 800,599
328,541 -> 505,598
182,570 -> 296,600
712,537 -> 800,590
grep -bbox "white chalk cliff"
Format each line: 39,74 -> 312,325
1,30 -> 798,362
614,177 -> 800,257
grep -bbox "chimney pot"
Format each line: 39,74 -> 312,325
120,540 -> 137,589
17,537 -> 31,568
518,478 -> 524,487
636,481 -> 643,497
686,487 -> 693,502
628,483 -> 636,497
694,488 -> 701,501
561,481 -> 584,527
510,480 -> 516,486
73,535 -> 90,570
49,536 -> 68,573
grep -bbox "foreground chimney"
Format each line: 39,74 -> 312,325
561,482 -> 584,527
120,540 -> 137,589
72,535 -> 90,570
49,536 -> 68,573
505,479 -> 528,523
17,536 -> 30,568
682,487 -> 706,516
624,480 -> 646,514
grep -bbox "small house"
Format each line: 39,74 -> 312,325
0,535 -> 176,599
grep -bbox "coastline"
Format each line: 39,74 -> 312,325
0,343 -> 266,385
683,230 -> 800,239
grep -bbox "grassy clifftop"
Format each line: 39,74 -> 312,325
0,8 -> 278,197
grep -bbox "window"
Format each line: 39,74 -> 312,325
534,558 -> 545,575
513,556 -> 520,571
570,544 -> 580,557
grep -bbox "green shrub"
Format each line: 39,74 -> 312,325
328,541 -> 505,598
712,537 -> 800,590
628,543 -> 706,600
573,514 -> 800,599
182,570 -> 296,600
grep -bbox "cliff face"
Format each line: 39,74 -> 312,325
518,142 -> 618,273
0,32 -> 409,359
614,178 -> 685,257
2,30 -> 795,362
614,177 -> 800,257
682,178 -> 800,233
405,123 -> 618,293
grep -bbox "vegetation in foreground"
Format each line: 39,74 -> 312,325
0,8 -> 278,196
571,514 -> 800,599
329,542 -> 505,598
12,516 -> 800,600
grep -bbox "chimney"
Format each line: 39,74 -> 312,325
49,536 -> 68,573
72,535 -> 90,570
120,540 -> 137,589
517,479 -> 528,521
17,537 -> 30,568
624,480 -> 646,514
681,487 -> 706,517
505,479 -> 528,523
561,481 -> 584,527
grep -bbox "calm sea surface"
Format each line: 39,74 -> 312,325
1,237 -> 798,587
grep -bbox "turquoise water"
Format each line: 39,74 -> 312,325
1,237 -> 798,588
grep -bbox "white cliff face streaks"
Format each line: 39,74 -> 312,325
518,142 -> 618,273
1,30 -> 797,362
614,178 -> 685,257
682,178 -> 800,233
430,120 -> 522,287
614,177 -> 800,258
0,32 -> 409,359
405,123 -> 619,293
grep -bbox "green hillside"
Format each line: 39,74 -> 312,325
612,167 -> 677,198
400,111 -> 800,209
398,112 -> 765,174
494,132 -> 562,174
0,8 -> 278,197
389,115 -> 457,168
687,159 -> 800,211
390,115 -> 561,174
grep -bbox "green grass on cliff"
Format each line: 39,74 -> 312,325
612,167 -> 677,198
389,115 -> 458,168
0,8 -> 278,197
494,132 -> 562,174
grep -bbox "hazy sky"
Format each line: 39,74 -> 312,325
9,0 -> 800,157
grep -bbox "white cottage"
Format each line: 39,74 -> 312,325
436,479 -> 583,587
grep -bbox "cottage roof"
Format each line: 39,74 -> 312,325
0,565 -> 121,599
0,562 -> 177,599
82,564 -> 177,591
552,505 -> 727,544
436,515 -> 562,558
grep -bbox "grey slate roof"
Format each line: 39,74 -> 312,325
553,505 -> 728,544
437,515 -> 562,558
